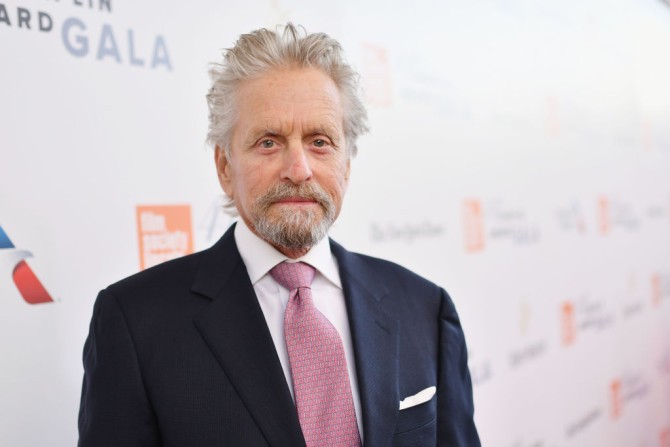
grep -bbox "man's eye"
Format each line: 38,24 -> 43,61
260,140 -> 275,149
313,139 -> 327,148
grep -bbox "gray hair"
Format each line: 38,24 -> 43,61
206,23 -> 369,158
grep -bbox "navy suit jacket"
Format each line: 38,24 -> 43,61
78,224 -> 480,446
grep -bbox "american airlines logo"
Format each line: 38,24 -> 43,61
0,226 -> 53,304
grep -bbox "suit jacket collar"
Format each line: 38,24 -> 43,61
191,224 -> 306,446
190,225 -> 400,447
331,240 -> 400,447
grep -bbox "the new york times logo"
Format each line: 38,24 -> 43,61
0,1 -> 172,70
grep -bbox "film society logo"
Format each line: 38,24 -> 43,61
597,196 -> 640,235
463,199 -> 485,252
661,427 -> 670,447
609,374 -> 649,420
0,1 -> 172,70
652,273 -> 670,307
561,297 -> 614,346
463,198 -> 540,253
0,226 -> 53,304
136,205 -> 193,270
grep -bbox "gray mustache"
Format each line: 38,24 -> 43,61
257,183 -> 333,208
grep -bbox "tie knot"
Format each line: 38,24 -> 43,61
270,261 -> 316,291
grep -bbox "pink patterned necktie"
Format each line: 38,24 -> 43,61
270,261 -> 361,447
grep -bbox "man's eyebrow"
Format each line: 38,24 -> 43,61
305,125 -> 341,142
307,125 -> 337,135
246,125 -> 341,139
246,127 -> 282,142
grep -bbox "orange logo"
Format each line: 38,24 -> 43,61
561,301 -> 576,346
463,199 -> 485,252
652,273 -> 662,308
610,379 -> 622,420
361,43 -> 393,108
660,427 -> 670,447
136,205 -> 194,270
598,196 -> 610,235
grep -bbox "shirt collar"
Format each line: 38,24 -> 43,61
234,219 -> 342,289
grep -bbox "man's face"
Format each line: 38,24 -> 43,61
215,67 -> 350,256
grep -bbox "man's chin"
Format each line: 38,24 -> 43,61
252,207 -> 331,251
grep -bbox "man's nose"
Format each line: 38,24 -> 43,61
281,141 -> 313,184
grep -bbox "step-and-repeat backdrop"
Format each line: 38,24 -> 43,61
2,0 -> 669,445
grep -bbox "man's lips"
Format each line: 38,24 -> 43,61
274,197 -> 317,204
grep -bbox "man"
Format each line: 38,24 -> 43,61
78,24 -> 480,446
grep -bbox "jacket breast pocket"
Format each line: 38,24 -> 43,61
393,396 -> 437,437
392,401 -> 436,447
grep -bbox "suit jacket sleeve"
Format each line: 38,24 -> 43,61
437,288 -> 480,446
78,289 -> 161,447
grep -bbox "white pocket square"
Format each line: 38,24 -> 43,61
399,386 -> 436,410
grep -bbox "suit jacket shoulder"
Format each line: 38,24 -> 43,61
331,240 -> 440,293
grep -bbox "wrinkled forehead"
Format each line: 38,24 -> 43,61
236,67 -> 343,108
233,68 -> 346,138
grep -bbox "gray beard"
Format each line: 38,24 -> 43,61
250,183 -> 336,251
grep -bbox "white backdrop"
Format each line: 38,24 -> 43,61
1,0 -> 670,445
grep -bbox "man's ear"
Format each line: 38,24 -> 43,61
214,145 -> 233,198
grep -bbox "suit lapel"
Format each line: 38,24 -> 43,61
191,225 -> 305,447
332,241 -> 400,447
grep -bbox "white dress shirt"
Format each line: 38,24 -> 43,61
234,220 -> 363,438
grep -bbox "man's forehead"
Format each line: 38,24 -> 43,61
233,67 -> 345,139
238,67 -> 341,102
